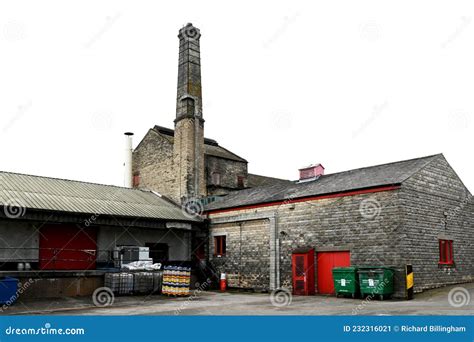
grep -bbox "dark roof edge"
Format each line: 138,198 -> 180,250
206,183 -> 401,213
322,153 -> 443,179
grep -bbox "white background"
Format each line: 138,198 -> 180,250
1,0 -> 473,191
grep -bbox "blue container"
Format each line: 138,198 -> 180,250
0,277 -> 19,305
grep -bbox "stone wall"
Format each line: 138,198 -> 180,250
400,155 -> 474,292
209,189 -> 406,296
132,129 -> 176,201
173,118 -> 206,201
206,155 -> 248,195
209,219 -> 270,290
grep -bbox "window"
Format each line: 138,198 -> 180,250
132,172 -> 140,187
439,239 -> 454,265
214,235 -> 226,257
237,176 -> 245,189
211,172 -> 221,186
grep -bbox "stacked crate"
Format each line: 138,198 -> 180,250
162,266 -> 191,296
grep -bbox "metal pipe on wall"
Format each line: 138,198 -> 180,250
123,132 -> 134,188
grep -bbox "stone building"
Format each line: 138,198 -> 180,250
131,24 -> 473,298
205,154 -> 473,297
132,23 -> 289,204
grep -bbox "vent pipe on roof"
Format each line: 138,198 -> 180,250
124,132 -> 134,188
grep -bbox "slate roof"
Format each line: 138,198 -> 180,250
152,125 -> 247,163
247,173 -> 293,187
205,154 -> 442,211
0,171 -> 199,222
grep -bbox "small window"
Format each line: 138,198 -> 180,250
132,172 -> 140,187
237,176 -> 245,188
214,235 -> 226,257
439,239 -> 454,265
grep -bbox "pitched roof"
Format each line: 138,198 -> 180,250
152,125 -> 247,162
205,154 -> 442,211
0,171 -> 199,222
247,173 -> 292,187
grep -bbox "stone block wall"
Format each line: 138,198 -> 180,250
209,189 -> 407,296
209,220 -> 270,289
206,155 -> 248,195
132,129 -> 176,201
400,155 -> 473,292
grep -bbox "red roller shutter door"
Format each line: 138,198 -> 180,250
39,224 -> 97,270
317,251 -> 350,294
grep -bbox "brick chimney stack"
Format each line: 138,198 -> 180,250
173,23 -> 206,202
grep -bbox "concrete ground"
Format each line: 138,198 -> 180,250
3,282 -> 473,316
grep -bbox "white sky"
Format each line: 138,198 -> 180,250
1,0 -> 473,192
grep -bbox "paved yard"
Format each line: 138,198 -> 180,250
4,282 -> 473,316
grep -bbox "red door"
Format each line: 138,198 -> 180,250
317,251 -> 350,294
39,225 -> 97,270
292,248 -> 315,295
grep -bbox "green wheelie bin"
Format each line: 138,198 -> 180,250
357,267 -> 394,300
332,267 -> 359,298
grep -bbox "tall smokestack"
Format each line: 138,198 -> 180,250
173,23 -> 206,202
124,132 -> 134,188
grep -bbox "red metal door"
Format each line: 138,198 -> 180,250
39,225 -> 97,270
293,255 -> 307,295
292,248 -> 315,295
317,251 -> 350,294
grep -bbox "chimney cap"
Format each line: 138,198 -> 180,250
299,163 -> 324,171
124,132 -> 134,136
179,23 -> 201,40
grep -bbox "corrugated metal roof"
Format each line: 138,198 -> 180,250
0,172 -> 200,222
205,154 -> 442,211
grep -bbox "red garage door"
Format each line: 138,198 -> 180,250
39,225 -> 97,270
317,251 -> 350,294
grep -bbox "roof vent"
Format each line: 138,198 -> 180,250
298,163 -> 324,183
